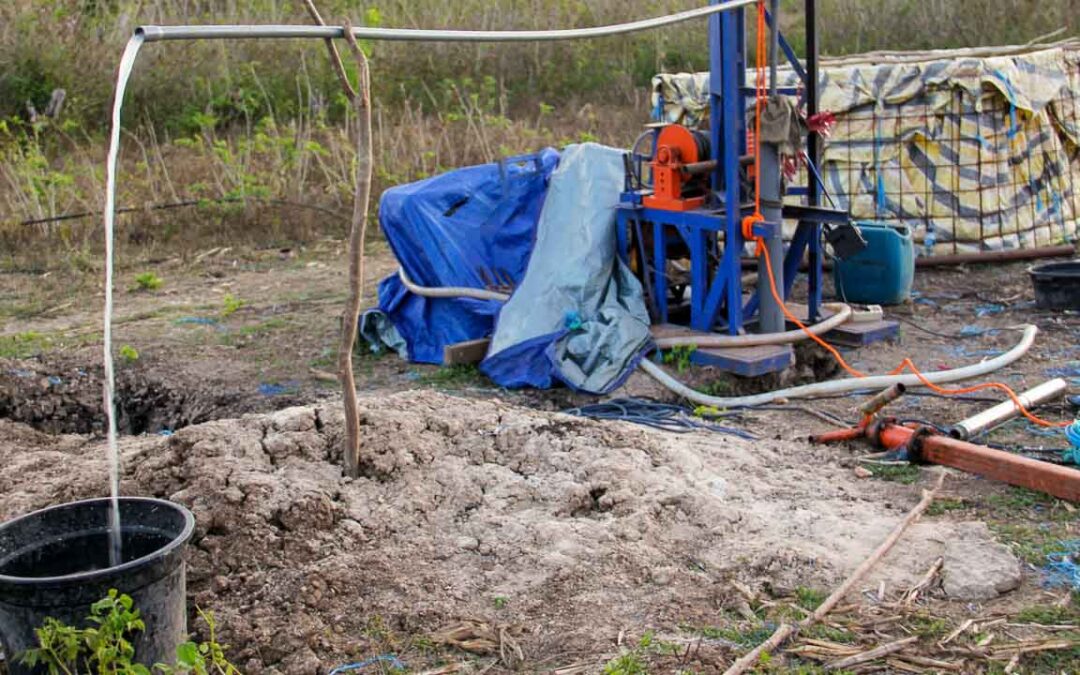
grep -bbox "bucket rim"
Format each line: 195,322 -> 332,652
0,497 -> 195,587
1027,259 -> 1080,278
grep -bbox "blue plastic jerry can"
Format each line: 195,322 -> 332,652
833,221 -> 915,305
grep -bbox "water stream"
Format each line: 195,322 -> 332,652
103,33 -> 145,567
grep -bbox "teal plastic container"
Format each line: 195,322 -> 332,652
833,221 -> 915,305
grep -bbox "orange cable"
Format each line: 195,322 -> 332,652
742,1 -> 1064,429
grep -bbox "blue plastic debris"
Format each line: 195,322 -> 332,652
1041,540 -> 1079,591
959,325 -> 1000,338
328,656 -> 406,675
158,429 -> 174,437
10,368 -> 34,378
174,316 -> 218,326
975,303 -> 1005,317
257,382 -> 298,396
1065,420 -> 1080,464
1045,362 -> 1080,378
47,376 -> 62,386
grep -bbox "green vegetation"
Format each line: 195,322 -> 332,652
220,294 -> 245,317
4,1 -> 1074,272
20,589 -> 238,675
0,330 -> 52,358
662,345 -> 697,373
793,586 -> 827,611
925,497 -> 968,516
132,272 -> 163,292
422,364 -> 484,387
492,596 -> 508,610
865,463 -> 921,484
119,344 -> 140,362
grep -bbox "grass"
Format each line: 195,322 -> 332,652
925,497 -> 969,516
0,330 -> 52,358
132,271 -> 163,292
421,364 -> 484,388
865,463 -> 922,484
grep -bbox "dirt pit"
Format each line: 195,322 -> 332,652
0,389 -> 1003,674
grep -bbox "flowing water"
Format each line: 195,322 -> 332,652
103,33 -> 145,567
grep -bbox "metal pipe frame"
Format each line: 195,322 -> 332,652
136,0 -> 756,43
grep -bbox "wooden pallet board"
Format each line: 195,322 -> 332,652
825,319 -> 900,347
442,338 -> 491,366
652,324 -> 795,377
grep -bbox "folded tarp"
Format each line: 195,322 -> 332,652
370,149 -> 559,364
480,143 -> 652,394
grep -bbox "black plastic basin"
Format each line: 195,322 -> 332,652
1029,260 -> 1080,311
0,498 -> 195,674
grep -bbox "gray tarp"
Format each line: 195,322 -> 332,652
481,143 -> 652,393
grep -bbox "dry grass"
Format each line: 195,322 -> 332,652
2,0 -> 1077,270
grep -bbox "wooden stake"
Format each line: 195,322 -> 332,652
298,1 -> 371,478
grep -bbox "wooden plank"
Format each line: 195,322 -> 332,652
442,338 -> 491,366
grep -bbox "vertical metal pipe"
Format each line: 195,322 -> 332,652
805,0 -> 822,321
757,0 -> 784,333
768,0 -> 779,95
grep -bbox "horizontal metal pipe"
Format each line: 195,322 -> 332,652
741,245 -> 1075,271
915,245 -> 1075,267
682,160 -> 719,175
136,0 -> 755,43
948,378 -> 1069,440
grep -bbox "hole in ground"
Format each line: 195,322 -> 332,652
0,356 -> 287,436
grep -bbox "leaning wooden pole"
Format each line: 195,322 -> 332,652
721,471 -> 946,675
301,0 -> 371,478
337,24 -> 372,478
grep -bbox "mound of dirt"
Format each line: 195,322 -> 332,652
0,391 -> 971,673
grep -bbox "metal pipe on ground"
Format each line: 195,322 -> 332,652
874,423 -> 1080,502
948,378 -> 1069,440
740,245 -> 1075,271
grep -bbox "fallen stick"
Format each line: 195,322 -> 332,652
721,471 -> 946,675
826,636 -> 918,670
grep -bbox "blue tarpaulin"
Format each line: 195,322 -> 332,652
480,143 -> 651,394
365,143 -> 651,394
371,149 -> 559,364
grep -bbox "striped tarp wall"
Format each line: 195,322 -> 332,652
651,44 -> 1080,255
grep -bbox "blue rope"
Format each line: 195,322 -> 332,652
1042,540 -> 1080,591
1064,420 -> 1080,465
329,656 -> 406,675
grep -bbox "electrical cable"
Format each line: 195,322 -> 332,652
561,398 -> 757,439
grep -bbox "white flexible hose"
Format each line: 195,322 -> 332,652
655,303 -> 853,348
639,324 -> 1039,408
398,267 -> 511,302
400,267 -> 853,348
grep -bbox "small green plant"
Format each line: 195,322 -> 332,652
492,596 -> 508,610
662,345 -> 697,373
119,345 -> 140,362
865,462 -> 921,484
132,272 -> 164,292
926,497 -> 967,516
794,586 -> 827,611
20,589 -> 238,675
220,294 -> 245,317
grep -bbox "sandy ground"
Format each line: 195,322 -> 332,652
1,241 -> 1078,673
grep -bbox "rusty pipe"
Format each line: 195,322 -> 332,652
857,383 -> 907,417
948,378 -> 1069,440
873,423 -> 1080,502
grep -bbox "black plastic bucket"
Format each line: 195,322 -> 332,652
0,498 -> 195,674
1029,260 -> 1080,311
